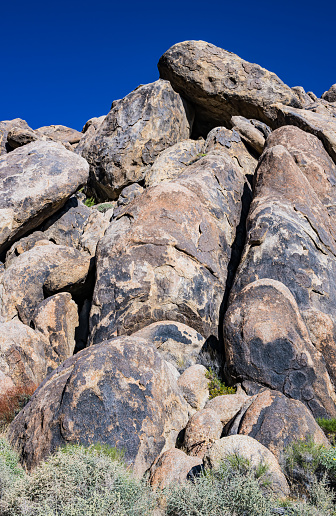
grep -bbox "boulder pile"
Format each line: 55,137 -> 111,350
2,40 -> 336,492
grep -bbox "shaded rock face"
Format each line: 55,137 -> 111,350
224,125 -> 336,417
75,115 -> 106,156
231,116 -> 269,155
0,141 -> 89,255
82,79 -> 194,200
8,336 -> 190,474
204,393 -> 248,425
132,321 -> 205,373
158,40 -> 302,135
0,119 -> 31,155
177,364 -> 209,410
89,150 -> 249,344
5,196 -> 110,264
230,389 -> 330,459
0,243 -> 91,325
204,126 -> 257,178
203,435 -> 290,498
7,125 -> 39,150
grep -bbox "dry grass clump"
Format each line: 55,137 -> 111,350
0,383 -> 37,430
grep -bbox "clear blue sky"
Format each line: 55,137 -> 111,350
1,0 -> 335,131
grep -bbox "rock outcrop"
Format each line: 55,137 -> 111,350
0,119 -> 31,155
0,141 -> 89,254
8,336 -> 190,474
224,125 -> 336,417
89,150 -> 249,343
322,84 -> 336,103
82,79 -> 193,200
0,243 -> 91,324
132,321 -> 206,373
149,448 -> 202,488
203,435 -> 290,498
4,40 -> 336,495
229,389 -> 330,459
158,40 -> 302,135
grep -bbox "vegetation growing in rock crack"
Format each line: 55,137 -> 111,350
205,368 -> 236,399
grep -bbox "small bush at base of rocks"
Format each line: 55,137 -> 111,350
0,437 -> 25,501
284,437 -> 336,491
1,442 -> 157,516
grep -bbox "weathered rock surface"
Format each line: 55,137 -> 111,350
204,126 -> 257,177
5,196 -> 110,265
32,293 -> 78,374
0,119 -> 31,155
83,79 -> 193,200
203,435 -> 290,497
0,141 -> 89,254
132,321 -> 205,373
75,115 -> 106,156
158,40 -> 302,135
35,124 -> 82,145
177,364 -> 209,410
224,280 -> 336,418
231,115 -> 267,155
0,293 -> 78,397
6,125 -> 39,150
184,408 -> 223,458
145,139 -> 204,187
204,393 -> 248,425
89,150 -> 248,343
1,243 -> 91,325
0,320 -> 47,396
149,448 -> 202,488
230,389 -> 330,459
322,84 -> 336,103
8,336 -> 190,474
262,125 -> 336,212
224,125 -> 336,417
272,103 -> 336,163
116,183 -> 144,208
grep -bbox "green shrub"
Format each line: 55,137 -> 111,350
317,418 -> 336,439
0,437 -> 25,502
165,454 -> 273,516
205,368 -> 236,399
284,437 -> 325,480
84,196 -> 96,207
277,477 -> 336,515
2,443 -> 157,516
319,446 -> 336,482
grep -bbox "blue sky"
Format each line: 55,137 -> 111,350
1,0 -> 335,131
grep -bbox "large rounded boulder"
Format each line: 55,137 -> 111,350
8,336 -> 190,475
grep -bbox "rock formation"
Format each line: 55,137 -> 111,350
1,39 -> 336,500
